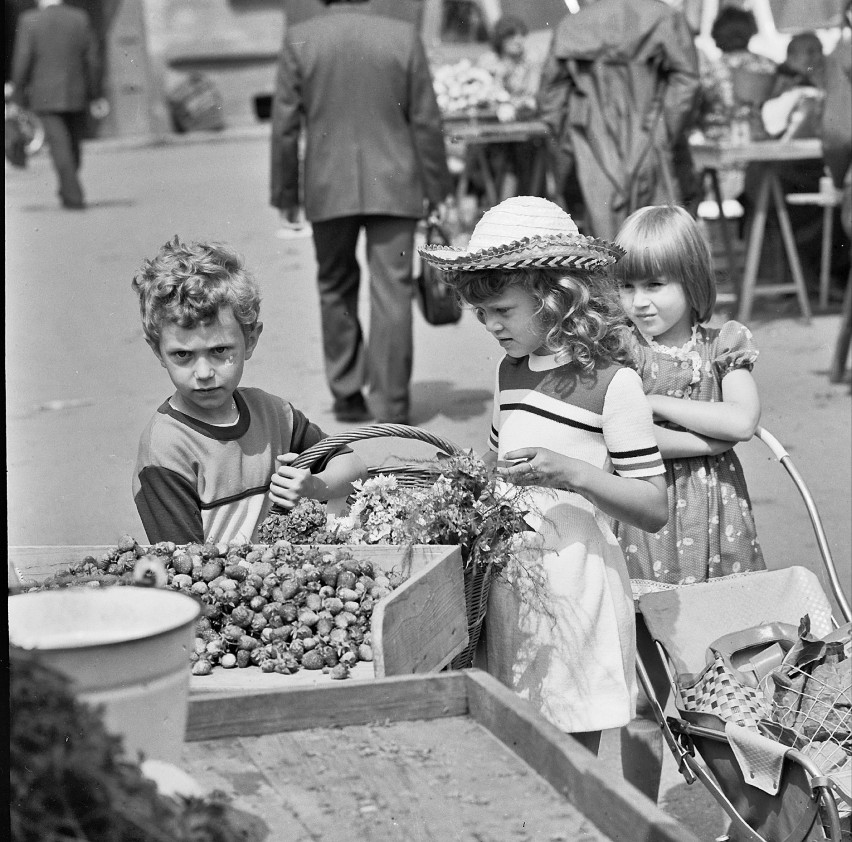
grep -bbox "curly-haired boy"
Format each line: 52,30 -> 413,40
131,236 -> 365,544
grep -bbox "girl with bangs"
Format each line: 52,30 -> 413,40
613,204 -> 765,802
419,197 -> 668,755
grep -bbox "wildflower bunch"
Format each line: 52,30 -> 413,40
327,474 -> 427,546
401,451 -> 534,571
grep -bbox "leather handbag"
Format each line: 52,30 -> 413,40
414,217 -> 462,326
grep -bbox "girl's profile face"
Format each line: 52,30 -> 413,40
473,284 -> 550,358
618,275 -> 693,346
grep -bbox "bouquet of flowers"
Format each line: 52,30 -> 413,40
432,60 -> 512,119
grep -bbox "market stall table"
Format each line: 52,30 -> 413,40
690,138 -> 824,323
181,669 -> 700,842
444,117 -> 553,208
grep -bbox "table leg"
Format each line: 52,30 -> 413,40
472,144 -> 499,207
769,172 -> 812,322
820,203 -> 834,310
738,170 -> 771,323
829,267 -> 852,383
707,169 -> 737,281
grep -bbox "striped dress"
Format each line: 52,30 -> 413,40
485,352 -> 664,732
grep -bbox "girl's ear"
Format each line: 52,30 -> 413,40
244,322 -> 263,360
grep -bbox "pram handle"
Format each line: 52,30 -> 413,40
755,427 -> 851,622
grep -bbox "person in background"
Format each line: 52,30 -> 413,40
538,0 -> 700,240
270,0 -> 453,426
613,204 -> 765,804
696,6 -> 776,202
769,31 -> 826,98
419,196 -> 668,757
476,15 -> 543,198
477,15 -> 540,118
10,0 -> 108,209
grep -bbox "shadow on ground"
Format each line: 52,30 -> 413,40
20,198 -> 136,212
411,381 -> 491,425
661,780 -> 728,841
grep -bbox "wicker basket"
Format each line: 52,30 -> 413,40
290,424 -> 494,670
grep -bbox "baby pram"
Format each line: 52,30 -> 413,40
636,427 -> 851,842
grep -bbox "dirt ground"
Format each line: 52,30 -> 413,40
5,130 -> 850,841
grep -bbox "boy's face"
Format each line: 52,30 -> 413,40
151,305 -> 262,424
472,284 -> 550,358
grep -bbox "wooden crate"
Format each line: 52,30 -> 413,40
182,669 -> 701,842
7,544 -> 469,689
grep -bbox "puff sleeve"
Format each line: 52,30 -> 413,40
713,321 -> 759,379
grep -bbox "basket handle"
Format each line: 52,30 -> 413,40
290,423 -> 465,471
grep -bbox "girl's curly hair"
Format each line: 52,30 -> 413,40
447,266 -> 634,372
132,236 -> 261,348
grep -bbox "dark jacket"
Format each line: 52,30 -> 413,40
539,0 -> 699,239
269,4 -> 452,222
11,3 -> 101,113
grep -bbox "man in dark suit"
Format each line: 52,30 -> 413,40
11,0 -> 108,209
270,0 -> 453,425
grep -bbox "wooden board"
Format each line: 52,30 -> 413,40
182,670 -> 701,842
8,544 -> 469,686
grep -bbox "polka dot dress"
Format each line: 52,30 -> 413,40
615,322 -> 766,599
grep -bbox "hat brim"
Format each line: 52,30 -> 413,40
418,233 -> 624,273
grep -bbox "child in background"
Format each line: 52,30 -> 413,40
131,236 -> 365,545
769,31 -> 826,98
419,196 -> 668,755
612,204 -> 765,801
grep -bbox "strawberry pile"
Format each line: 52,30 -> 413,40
21,536 -> 405,680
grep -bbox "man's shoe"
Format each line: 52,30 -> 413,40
332,393 -> 372,423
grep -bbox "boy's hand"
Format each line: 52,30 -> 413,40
268,453 -> 318,509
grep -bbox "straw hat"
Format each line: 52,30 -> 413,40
419,196 -> 624,272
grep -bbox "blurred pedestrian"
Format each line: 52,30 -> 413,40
538,0 -> 700,240
476,15 -> 543,198
10,0 -> 108,210
270,0 -> 453,425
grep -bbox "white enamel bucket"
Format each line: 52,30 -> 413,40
8,586 -> 200,764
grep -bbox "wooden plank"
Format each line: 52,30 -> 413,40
689,138 -> 822,169
462,670 -> 703,842
185,672 -> 471,741
372,545 -> 467,677
183,715 -> 614,841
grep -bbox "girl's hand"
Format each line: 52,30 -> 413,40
496,447 -> 584,490
269,453 -> 318,509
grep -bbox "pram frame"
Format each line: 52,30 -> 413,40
636,426 -> 851,842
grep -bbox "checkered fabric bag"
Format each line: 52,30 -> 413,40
681,651 -> 771,730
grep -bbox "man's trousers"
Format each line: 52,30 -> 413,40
311,215 -> 417,423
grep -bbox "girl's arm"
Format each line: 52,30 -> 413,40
499,448 -> 668,533
647,368 -> 761,442
654,425 -> 735,459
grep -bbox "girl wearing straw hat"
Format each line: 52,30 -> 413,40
420,196 -> 668,752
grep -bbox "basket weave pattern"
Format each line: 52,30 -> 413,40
291,424 -> 494,670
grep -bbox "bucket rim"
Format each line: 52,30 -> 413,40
7,586 -> 200,650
